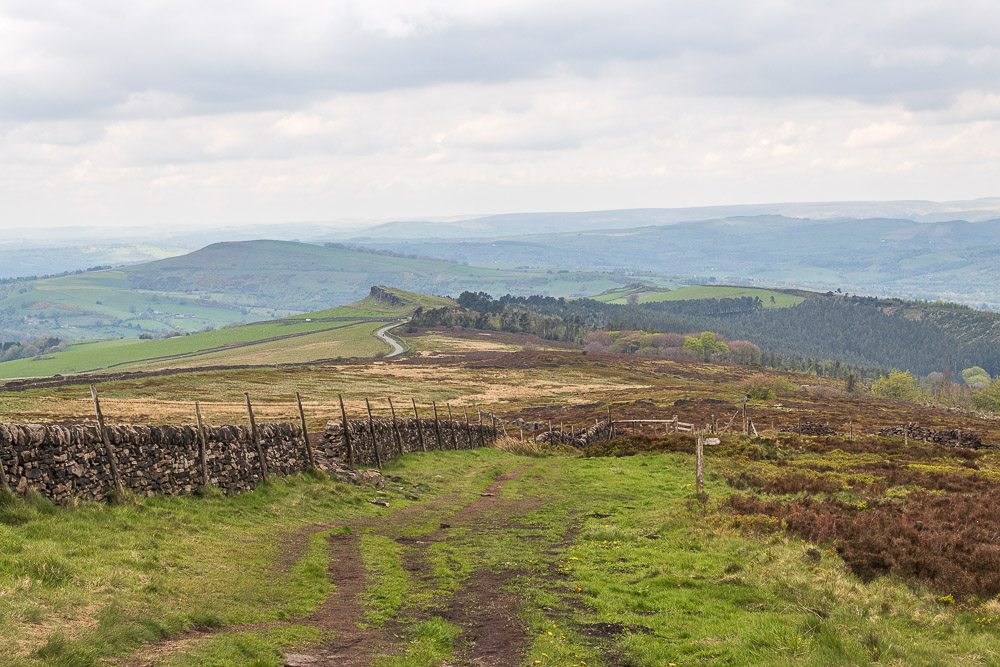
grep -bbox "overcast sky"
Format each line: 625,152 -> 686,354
2,0 -> 1000,230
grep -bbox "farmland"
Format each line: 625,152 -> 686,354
589,284 -> 806,308
0,287 -> 439,379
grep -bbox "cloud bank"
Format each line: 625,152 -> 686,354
2,0 -> 999,228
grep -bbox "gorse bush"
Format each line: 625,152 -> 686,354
741,373 -> 799,400
870,369 -> 921,401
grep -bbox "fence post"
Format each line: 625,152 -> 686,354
366,398 -> 383,469
696,431 -> 704,495
296,392 -> 316,469
447,404 -> 459,450
339,394 -> 354,467
849,420 -> 854,442
195,401 -> 210,487
388,397 -> 404,457
904,422 -> 909,446
244,392 -> 270,483
90,385 -> 123,494
412,399 -> 426,452
432,402 -> 444,450
673,415 -> 678,433
464,406 -> 473,449
711,414 -> 716,434
607,405 -> 613,439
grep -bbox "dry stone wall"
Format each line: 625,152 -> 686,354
0,422 -> 310,504
876,424 -> 984,448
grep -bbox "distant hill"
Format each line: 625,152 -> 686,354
0,240 -> 672,341
351,216 -> 1000,309
342,197 -> 1000,240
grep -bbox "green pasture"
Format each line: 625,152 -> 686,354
592,284 -> 804,308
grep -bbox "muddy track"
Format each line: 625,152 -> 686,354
117,465 -> 543,666
287,467 -> 540,666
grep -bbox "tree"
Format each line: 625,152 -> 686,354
962,366 -> 991,390
683,331 -> 729,362
871,370 -> 920,402
972,378 -> 1000,412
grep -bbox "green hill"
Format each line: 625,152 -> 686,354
590,283 -> 804,308
0,240 -> 672,342
0,287 -> 451,379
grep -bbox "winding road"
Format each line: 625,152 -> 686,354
374,322 -> 408,357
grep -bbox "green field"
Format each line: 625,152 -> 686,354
0,288 -> 435,379
590,283 -> 805,308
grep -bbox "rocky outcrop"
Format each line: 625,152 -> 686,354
369,286 -> 406,307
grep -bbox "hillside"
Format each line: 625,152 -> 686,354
589,283 -> 805,308
0,240 -> 671,342
446,288 -> 1000,377
350,215 -> 1000,308
0,287 -> 447,379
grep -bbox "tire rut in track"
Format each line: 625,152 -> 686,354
286,466 -> 541,666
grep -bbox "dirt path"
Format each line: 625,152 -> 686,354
117,464 -> 545,666
284,466 -> 540,666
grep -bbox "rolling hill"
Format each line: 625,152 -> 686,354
0,240 -> 673,342
347,215 -> 1000,308
0,287 -> 445,379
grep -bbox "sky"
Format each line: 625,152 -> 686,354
2,0 -> 1000,230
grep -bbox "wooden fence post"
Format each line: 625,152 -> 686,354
388,397 -> 404,457
432,401 -> 444,450
339,394 -> 354,467
742,401 -> 748,435
464,406 -> 472,449
90,385 -> 123,494
447,404 -> 459,450
412,399 -> 426,452
366,398 -> 383,469
296,392 -> 316,469
696,431 -> 704,495
849,420 -> 854,442
711,414 -> 716,434
904,422 -> 909,446
673,415 -> 678,433
607,405 -> 614,439
195,401 -> 210,487
244,392 -> 270,483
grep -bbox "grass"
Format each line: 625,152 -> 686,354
6,438 -> 1000,664
591,284 -> 804,308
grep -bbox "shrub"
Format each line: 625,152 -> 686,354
741,374 -> 798,400
871,370 -> 921,401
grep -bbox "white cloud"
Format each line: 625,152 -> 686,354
1,0 -> 1000,229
